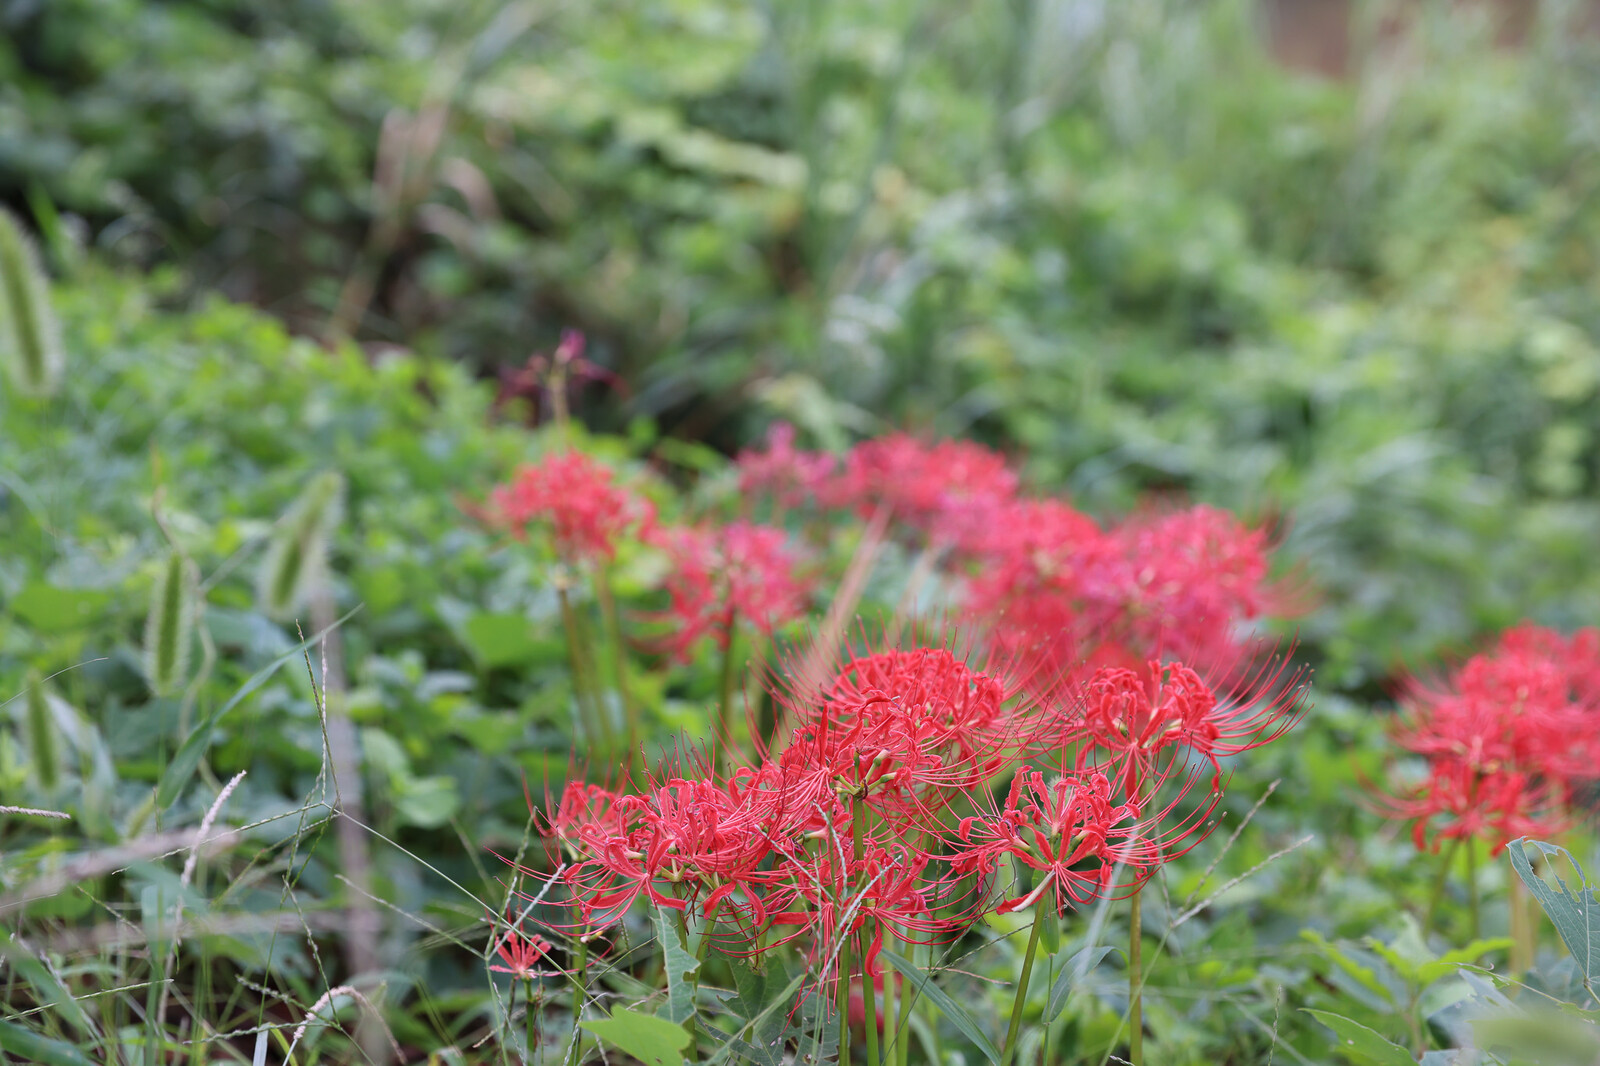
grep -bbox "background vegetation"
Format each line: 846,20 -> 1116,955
2,0 -> 1600,1062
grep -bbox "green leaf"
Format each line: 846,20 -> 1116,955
1507,838 -> 1599,988
0,1021 -> 97,1066
156,608 -> 360,809
704,965 -> 808,1066
461,611 -> 539,668
726,955 -> 793,1066
580,1007 -> 689,1066
8,581 -> 111,634
1045,945 -> 1117,1023
881,949 -> 1001,1065
1414,938 -> 1514,986
1301,930 -> 1398,1007
653,904 -> 701,1026
1302,1009 -> 1415,1066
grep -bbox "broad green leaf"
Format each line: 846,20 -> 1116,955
0,1021 -> 97,1066
726,955 -> 792,1066
462,611 -> 539,668
653,904 -> 701,1026
1415,938 -> 1513,986
1302,930 -> 1398,1007
1473,1010 -> 1600,1063
580,1007 -> 689,1066
882,949 -> 1002,1065
1507,838 -> 1599,988
1302,1009 -> 1415,1066
156,608 -> 359,808
704,966 -> 808,1066
8,582 -> 111,634
1045,945 -> 1118,1022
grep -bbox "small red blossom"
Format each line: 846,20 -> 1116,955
489,926 -> 558,979
1381,758 -> 1566,853
649,522 -> 812,661
490,452 -> 653,562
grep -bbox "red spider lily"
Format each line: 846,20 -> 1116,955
1112,506 -> 1284,669
488,922 -> 560,980
489,451 -> 654,562
1394,623 -> 1600,788
1054,654 -> 1309,794
830,434 -> 1018,544
773,648 -> 1035,829
647,522 -> 812,661
964,501 -> 1289,679
1381,757 -> 1566,853
950,764 -> 1215,914
736,422 -> 838,513
764,843 -> 968,977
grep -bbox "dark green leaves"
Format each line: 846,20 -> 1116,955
1507,839 -> 1599,991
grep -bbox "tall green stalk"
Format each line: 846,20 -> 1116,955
862,927 -> 881,1066
715,612 -> 740,772
1001,892 -> 1048,1066
1129,886 -> 1144,1066
1466,839 -> 1481,941
595,562 -> 639,775
1424,835 -> 1464,938
557,584 -> 611,749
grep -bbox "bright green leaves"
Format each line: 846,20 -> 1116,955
580,1007 -> 690,1066
1302,1009 -> 1416,1066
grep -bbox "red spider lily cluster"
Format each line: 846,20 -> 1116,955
530,641 -> 1304,983
488,428 -> 1305,1009
1383,623 -> 1600,852
490,451 -> 655,562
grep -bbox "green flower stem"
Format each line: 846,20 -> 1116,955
862,927 -> 881,1066
1466,838 -> 1481,941
1001,892 -> 1048,1066
882,943 -> 898,1066
1424,835 -> 1464,939
715,612 -> 740,772
557,584 -> 611,750
595,562 -> 639,775
524,977 -> 538,1065
1129,883 -> 1145,1066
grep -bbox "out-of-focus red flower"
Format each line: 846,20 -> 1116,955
1382,758 -> 1566,853
489,452 -> 654,562
736,423 -> 838,512
1382,622 -> 1600,854
1112,506 -> 1282,668
830,435 -> 1018,544
964,501 -> 1288,678
648,522 -> 812,661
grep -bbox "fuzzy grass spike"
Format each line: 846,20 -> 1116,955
258,471 -> 345,620
0,207 -> 64,398
144,550 -> 196,696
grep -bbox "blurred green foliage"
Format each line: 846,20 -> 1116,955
8,0 -> 1600,690
5,0 -> 1600,1060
